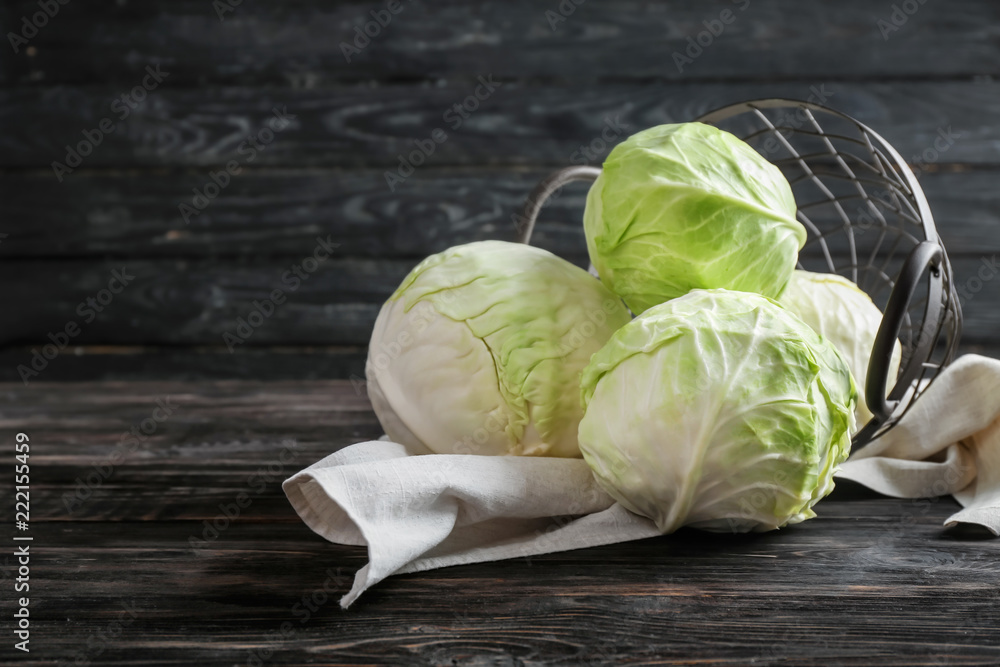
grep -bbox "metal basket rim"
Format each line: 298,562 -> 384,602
512,98 -> 963,450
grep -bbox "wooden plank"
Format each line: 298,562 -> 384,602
0,380 -> 379,520
0,256 -> 995,349
2,0 -> 999,85
13,517 -> 999,665
2,81 -> 1000,169
0,257 -> 406,348
0,345 -> 367,382
0,167 -> 589,260
0,380 -> 377,443
5,382 -> 999,663
1,167 -> 998,259
0,342 -> 996,384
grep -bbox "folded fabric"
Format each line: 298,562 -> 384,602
283,354 -> 1000,607
837,355 -> 1000,531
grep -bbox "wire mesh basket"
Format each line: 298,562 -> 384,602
514,98 -> 962,450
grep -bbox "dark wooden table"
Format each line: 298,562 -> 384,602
3,1 -> 1000,384
3,1 -> 1000,663
4,380 -> 1000,666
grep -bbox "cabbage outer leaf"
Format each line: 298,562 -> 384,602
579,289 -> 856,533
584,122 -> 806,314
368,240 -> 632,457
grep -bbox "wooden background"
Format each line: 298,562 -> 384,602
3,3 -> 1000,665
1,0 -> 999,383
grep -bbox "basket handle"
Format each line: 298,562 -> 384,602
864,241 -> 944,423
515,166 -> 602,243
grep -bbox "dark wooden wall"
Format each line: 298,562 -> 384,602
2,0 -> 999,382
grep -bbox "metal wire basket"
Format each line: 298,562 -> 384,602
514,98 -> 962,450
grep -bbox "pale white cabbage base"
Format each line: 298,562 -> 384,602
367,297 -> 548,456
779,270 -> 902,429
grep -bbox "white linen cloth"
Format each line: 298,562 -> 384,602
283,354 -> 1000,607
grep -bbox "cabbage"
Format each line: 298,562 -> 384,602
366,240 -> 632,457
578,289 -> 856,533
778,270 -> 902,429
583,122 -> 806,314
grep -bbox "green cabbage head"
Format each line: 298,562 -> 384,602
584,122 -> 806,314
779,270 -> 902,430
578,289 -> 856,533
367,240 -> 632,457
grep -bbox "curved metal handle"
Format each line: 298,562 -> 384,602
514,165 -> 602,243
864,241 -> 943,424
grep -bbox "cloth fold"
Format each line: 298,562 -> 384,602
283,354 -> 1000,607
837,354 -> 1000,532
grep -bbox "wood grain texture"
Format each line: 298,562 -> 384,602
0,167 -> 586,259
0,255 -> 996,349
0,257 -> 403,347
1,378 -> 997,519
11,518 -> 1000,666
0,345 -> 367,382
0,380 -> 378,521
2,381 -> 998,665
3,81 -> 1000,169
2,343 -> 999,383
3,0 -> 1000,85
1,167 -> 998,259
3,2 -> 1000,662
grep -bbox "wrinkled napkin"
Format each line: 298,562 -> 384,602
283,354 -> 1000,607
